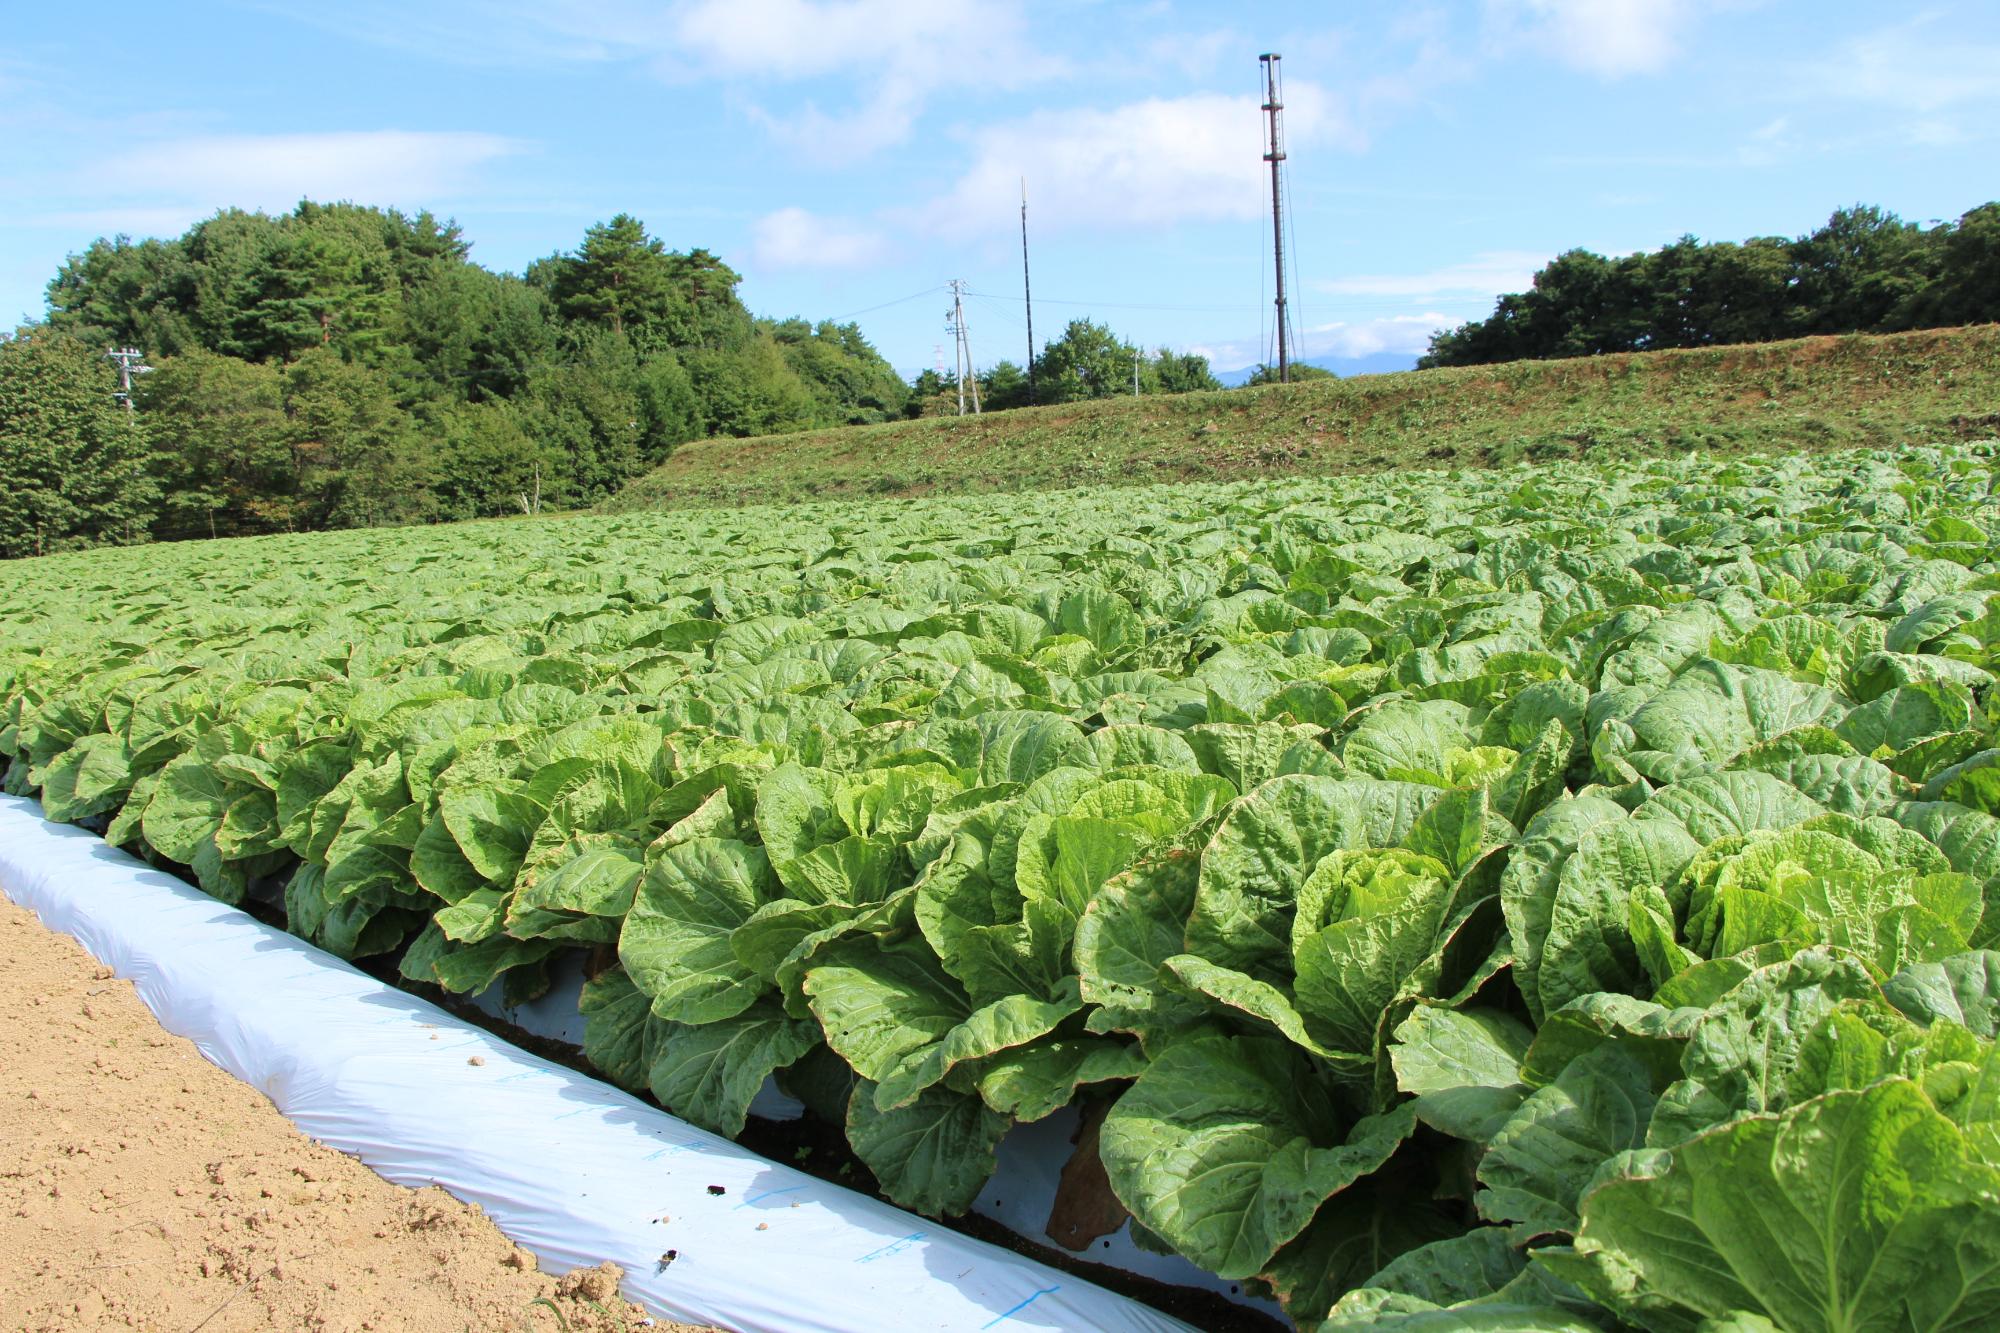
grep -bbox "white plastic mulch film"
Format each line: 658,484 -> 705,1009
0,796 -> 1196,1333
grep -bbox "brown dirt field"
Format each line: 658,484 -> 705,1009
0,897 -> 718,1333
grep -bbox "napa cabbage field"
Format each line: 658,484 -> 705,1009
7,446 -> 2000,1331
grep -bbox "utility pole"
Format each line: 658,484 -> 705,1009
946,280 -> 981,415
106,346 -> 151,412
945,290 -> 965,416
1133,347 -> 1141,396
1021,178 -> 1036,406
1260,53 -> 1290,384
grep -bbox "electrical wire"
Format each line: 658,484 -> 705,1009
825,284 -> 948,322
964,289 -> 1255,315
966,292 -> 1028,331
1283,145 -> 1305,363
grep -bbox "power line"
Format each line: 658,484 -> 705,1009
1282,110 -> 1307,364
966,293 -> 1027,330
963,288 -> 1257,315
1021,178 -> 1037,405
826,284 -> 947,322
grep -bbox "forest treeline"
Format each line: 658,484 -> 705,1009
1422,203 -> 2000,367
0,201 -> 1234,559
7,198 -> 1995,559
3,204 -> 912,556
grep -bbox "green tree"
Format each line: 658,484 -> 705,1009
1423,202 -> 1996,368
682,335 -> 819,438
666,248 -> 754,350
45,235 -> 200,355
1648,236 -> 1796,346
1033,319 -> 1146,402
229,223 -> 394,363
402,265 -> 558,402
768,318 -> 910,424
429,399 -> 564,520
1910,203 -> 2000,328
139,350 -> 290,539
979,360 -> 1031,410
1152,349 -> 1223,394
1791,205 -> 1935,334
280,347 -> 429,529
539,214 -> 678,339
506,330 -> 705,505
0,329 -> 159,558
1022,322 -> 1221,402
1242,362 -> 1335,386
904,367 -> 954,418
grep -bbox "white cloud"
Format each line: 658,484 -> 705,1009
1485,0 -> 1698,77
751,206 -> 888,269
676,0 -> 1055,161
101,131 -> 522,214
922,82 -> 1344,237
1301,314 -> 1457,359
269,1 -> 1054,162
1316,250 -> 1550,300
1799,20 -> 2000,113
672,0 -> 955,78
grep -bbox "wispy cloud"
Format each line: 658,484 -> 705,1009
101,131 -> 524,216
1794,16 -> 2000,114
1300,313 -> 1456,358
1483,0 -> 1705,77
1,131 -> 526,244
264,0 -> 1058,163
239,0 -> 667,66
1315,250 -> 1550,300
751,206 -> 888,269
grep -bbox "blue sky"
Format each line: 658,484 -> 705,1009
3,1 -> 1996,375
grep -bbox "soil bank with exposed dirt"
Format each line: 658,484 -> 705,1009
0,895 -> 718,1333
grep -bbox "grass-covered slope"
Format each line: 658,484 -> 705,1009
611,325 -> 2000,511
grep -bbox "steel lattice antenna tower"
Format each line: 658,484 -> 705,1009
1261,53 -> 1290,384
106,346 -> 151,412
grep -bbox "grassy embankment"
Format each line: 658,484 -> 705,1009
609,325 -> 2000,512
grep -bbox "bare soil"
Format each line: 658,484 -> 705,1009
0,897 -> 717,1333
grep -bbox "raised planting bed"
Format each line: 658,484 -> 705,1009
8,445 -> 2000,1330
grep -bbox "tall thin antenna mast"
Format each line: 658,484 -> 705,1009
1260,53 -> 1290,384
1021,178 -> 1037,406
